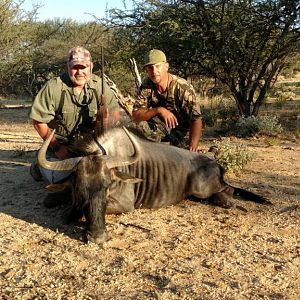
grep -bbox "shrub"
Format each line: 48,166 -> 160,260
218,101 -> 239,121
235,115 -> 283,137
264,137 -> 281,146
213,138 -> 253,173
201,107 -> 217,127
274,91 -> 296,108
217,102 -> 239,131
201,97 -> 239,128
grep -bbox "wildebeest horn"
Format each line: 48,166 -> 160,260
37,130 -> 82,171
105,127 -> 141,169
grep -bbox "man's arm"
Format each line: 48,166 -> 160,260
32,120 -> 71,159
188,119 -> 202,152
33,120 -> 56,144
132,107 -> 178,128
131,107 -> 159,122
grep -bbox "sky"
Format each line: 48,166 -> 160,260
21,0 -> 132,22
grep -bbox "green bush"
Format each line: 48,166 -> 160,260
218,101 -> 239,121
213,138 -> 253,173
235,115 -> 283,137
274,91 -> 297,108
201,107 -> 218,127
264,136 -> 281,146
201,97 -> 239,128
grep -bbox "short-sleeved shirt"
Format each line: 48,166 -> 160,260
30,73 -> 119,142
134,74 -> 201,133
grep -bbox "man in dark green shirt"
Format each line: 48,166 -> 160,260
30,46 -> 120,206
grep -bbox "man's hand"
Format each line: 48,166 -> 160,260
54,144 -> 72,159
157,107 -> 178,128
111,110 -> 120,125
189,142 -> 200,152
100,107 -> 109,130
98,109 -> 120,128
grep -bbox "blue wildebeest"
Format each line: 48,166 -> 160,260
37,127 -> 271,244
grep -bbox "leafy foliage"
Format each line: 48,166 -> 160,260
274,91 -> 297,108
235,115 -> 283,137
213,138 -> 253,173
201,97 -> 239,129
0,1 -> 117,97
106,0 -> 300,116
0,0 -> 299,108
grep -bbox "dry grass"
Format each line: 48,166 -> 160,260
0,105 -> 299,299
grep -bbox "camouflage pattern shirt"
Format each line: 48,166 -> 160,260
30,73 -> 119,142
134,74 -> 201,133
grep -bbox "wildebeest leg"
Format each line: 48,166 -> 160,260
207,186 -> 234,208
208,191 -> 233,208
82,191 -> 108,245
188,189 -> 233,209
63,205 -> 84,224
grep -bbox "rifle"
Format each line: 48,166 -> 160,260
129,58 -> 142,90
102,58 -> 141,117
103,74 -> 135,116
95,46 -> 109,135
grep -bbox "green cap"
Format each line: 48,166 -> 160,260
144,49 -> 167,66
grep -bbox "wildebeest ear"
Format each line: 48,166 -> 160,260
112,170 -> 143,183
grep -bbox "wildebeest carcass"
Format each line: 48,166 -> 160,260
38,127 -> 271,244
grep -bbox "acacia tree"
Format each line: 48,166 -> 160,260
0,0 -> 114,97
0,0 -> 40,96
107,0 -> 300,116
27,20 -> 110,96
190,0 -> 300,116
0,5 -> 110,98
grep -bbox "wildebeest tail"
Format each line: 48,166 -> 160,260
233,187 -> 272,205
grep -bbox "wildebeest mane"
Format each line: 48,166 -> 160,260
70,125 -> 154,156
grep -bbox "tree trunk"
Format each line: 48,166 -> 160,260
231,88 -> 252,117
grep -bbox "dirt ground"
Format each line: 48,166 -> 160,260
0,103 -> 299,300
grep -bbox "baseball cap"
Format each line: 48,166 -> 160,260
67,46 -> 92,68
144,49 -> 167,66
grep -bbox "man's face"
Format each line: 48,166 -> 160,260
68,63 -> 93,87
145,62 -> 169,84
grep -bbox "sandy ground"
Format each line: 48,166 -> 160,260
0,105 -> 299,300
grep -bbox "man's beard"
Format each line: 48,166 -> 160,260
70,76 -> 87,86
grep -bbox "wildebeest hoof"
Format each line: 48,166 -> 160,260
84,230 -> 108,245
210,193 -> 233,209
215,199 -> 233,209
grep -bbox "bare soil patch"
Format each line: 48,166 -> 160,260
0,105 -> 299,299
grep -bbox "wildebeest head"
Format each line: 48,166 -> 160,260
38,127 -> 141,171
37,127 -> 142,244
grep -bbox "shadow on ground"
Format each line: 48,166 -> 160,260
0,149 -> 82,242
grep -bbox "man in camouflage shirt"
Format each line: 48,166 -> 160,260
30,46 -> 120,206
132,49 -> 202,151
